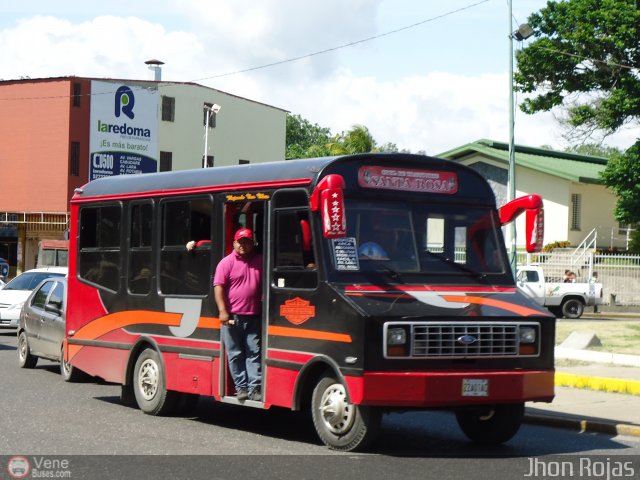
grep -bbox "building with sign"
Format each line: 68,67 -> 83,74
0,76 -> 286,275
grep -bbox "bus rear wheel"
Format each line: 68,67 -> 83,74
455,402 -> 524,445
133,348 -> 177,415
311,376 -> 381,451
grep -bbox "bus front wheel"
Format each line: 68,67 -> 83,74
311,376 -> 381,451
455,402 -> 524,445
133,348 -> 177,415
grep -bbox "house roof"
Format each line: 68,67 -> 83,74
438,139 -> 608,184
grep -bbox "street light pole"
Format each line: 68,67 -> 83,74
508,0 -> 517,274
507,3 -> 534,274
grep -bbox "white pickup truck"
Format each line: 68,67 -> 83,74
516,265 -> 603,319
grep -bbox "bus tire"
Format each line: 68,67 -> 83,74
311,375 -> 381,451
60,347 -> 83,382
18,331 -> 38,369
455,402 -> 524,445
133,348 -> 177,415
561,298 -> 584,319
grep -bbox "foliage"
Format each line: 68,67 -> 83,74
626,227 -> 640,254
515,0 -> 640,223
515,0 -> 640,138
285,114 -> 331,160
565,143 -> 622,158
286,114 -> 398,159
601,143 -> 640,223
542,240 -> 572,252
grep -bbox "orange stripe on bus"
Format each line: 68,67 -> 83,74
268,325 -> 352,343
441,295 -> 543,316
68,311 -> 221,360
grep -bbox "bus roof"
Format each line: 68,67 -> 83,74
73,153 -> 495,204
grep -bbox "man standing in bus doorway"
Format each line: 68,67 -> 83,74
214,228 -> 263,401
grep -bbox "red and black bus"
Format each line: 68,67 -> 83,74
65,153 -> 553,451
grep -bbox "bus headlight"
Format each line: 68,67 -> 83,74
519,326 -> 536,344
386,327 -> 409,357
387,327 -> 407,345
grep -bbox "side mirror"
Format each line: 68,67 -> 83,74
45,303 -> 63,316
310,174 -> 347,238
499,194 -> 544,253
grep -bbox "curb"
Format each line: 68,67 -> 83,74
555,372 -> 640,396
524,411 -> 640,438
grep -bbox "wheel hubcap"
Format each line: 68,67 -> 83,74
318,383 -> 355,435
19,335 -> 27,361
138,359 -> 159,401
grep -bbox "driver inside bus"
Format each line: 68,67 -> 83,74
358,226 -> 394,260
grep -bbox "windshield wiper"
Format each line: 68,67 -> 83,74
359,255 -> 403,281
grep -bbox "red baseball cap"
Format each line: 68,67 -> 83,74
234,228 -> 254,241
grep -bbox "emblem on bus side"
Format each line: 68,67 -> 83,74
279,297 -> 316,325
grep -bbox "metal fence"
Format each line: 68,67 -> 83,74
516,250 -> 640,306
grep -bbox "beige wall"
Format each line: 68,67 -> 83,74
158,84 -> 286,170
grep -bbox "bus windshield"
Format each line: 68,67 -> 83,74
330,199 -> 508,277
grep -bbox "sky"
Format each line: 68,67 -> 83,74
1,0 -> 637,155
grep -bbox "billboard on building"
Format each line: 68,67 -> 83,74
89,81 -> 158,180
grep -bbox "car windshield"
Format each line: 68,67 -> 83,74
327,199 -> 508,277
3,272 -> 66,291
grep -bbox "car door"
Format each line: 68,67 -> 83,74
38,280 -> 65,359
516,269 -> 545,305
22,280 -> 55,355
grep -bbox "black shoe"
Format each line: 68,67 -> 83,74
236,389 -> 248,401
249,390 -> 262,401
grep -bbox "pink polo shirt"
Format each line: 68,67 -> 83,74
213,251 -> 263,315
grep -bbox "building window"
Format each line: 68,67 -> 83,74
239,159 -> 250,165
72,83 -> 82,107
160,151 -> 172,172
570,193 -> 581,231
70,142 -> 80,176
203,103 -> 217,128
162,96 -> 175,122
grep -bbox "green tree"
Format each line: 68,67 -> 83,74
565,144 -> 622,158
285,114 -> 331,159
515,0 -> 640,223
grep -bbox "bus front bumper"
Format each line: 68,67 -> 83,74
345,370 -> 555,407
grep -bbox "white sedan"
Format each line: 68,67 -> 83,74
0,267 -> 67,329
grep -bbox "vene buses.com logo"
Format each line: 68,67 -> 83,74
115,85 -> 135,119
7,456 -> 30,479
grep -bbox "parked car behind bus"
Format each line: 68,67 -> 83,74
17,277 -> 84,381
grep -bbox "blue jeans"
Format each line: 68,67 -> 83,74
221,314 -> 262,393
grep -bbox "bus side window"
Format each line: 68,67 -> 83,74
273,210 -> 317,289
129,202 -> 153,295
78,205 -> 122,292
160,197 -> 213,295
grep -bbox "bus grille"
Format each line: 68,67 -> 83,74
410,323 -> 523,358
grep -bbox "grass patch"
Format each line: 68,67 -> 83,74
555,319 -> 640,355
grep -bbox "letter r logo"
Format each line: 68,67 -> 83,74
115,86 -> 135,119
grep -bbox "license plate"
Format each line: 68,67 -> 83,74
462,378 -> 488,397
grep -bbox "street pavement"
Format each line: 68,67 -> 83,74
524,310 -> 640,437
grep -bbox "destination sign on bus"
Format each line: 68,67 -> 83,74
358,166 -> 458,194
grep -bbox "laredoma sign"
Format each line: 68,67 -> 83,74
89,81 -> 158,180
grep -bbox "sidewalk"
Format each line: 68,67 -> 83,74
524,335 -> 640,437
